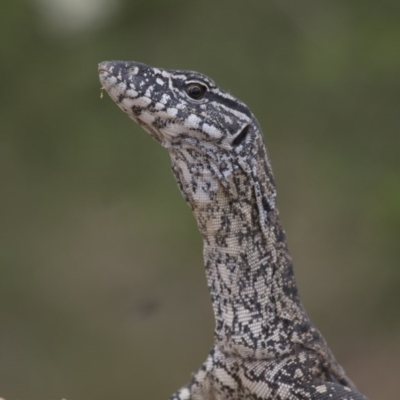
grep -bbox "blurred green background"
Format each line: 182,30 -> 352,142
1,0 -> 399,399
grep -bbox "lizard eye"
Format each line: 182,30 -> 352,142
186,83 -> 207,100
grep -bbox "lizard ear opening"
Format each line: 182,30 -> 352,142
232,124 -> 250,146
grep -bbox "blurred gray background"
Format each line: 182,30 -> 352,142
1,1 -> 399,399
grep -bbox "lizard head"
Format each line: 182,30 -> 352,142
98,60 -> 255,149
99,61 -> 276,232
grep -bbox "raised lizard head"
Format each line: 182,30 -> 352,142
98,60 -> 276,237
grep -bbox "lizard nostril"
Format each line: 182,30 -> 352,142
128,65 -> 139,75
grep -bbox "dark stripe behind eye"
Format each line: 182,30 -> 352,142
208,93 -> 252,119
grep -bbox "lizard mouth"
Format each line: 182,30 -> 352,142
98,61 -> 177,147
98,62 -> 115,83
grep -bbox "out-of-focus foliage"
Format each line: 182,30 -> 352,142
0,1 -> 399,399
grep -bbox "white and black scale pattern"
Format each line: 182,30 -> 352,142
98,60 -> 368,400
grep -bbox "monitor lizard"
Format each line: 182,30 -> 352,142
98,60 -> 368,400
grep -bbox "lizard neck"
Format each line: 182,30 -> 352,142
200,195 -> 310,359
169,146 -> 315,360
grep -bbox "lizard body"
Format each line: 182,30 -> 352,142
98,60 -> 367,400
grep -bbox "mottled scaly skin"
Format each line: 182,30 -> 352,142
98,61 -> 367,400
